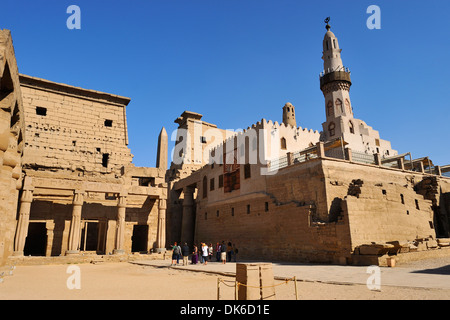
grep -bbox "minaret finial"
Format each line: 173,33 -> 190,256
324,17 -> 331,31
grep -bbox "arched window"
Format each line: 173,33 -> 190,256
280,137 -> 287,150
349,120 -> 354,134
335,98 -> 343,113
327,101 -> 333,117
345,99 -> 351,114
328,122 -> 335,137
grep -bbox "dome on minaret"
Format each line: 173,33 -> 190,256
322,19 -> 343,74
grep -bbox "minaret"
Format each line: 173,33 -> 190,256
282,102 -> 297,127
320,18 -> 354,140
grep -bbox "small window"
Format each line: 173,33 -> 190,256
231,207 -> 234,216
333,39 -> 336,48
415,199 -> 420,210
218,175 -> 224,188
328,122 -> 335,137
102,153 -> 109,168
382,190 -> 386,195
265,202 -> 269,212
203,176 -> 207,199
200,136 -> 207,144
96,147 -> 101,152
247,204 -> 250,214
244,163 -> 251,179
400,194 -> 405,204
216,210 -> 219,217
327,101 -> 333,117
104,119 -> 113,127
349,121 -> 354,134
36,107 -> 47,116
210,178 -> 215,191
280,137 -> 287,150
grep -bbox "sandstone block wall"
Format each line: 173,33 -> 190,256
19,75 -> 133,175
0,30 -> 25,266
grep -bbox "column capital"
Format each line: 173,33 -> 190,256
118,195 -> 127,208
20,189 -> 34,203
73,191 -> 84,206
159,198 -> 167,210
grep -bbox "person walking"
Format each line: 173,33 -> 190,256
226,242 -> 232,262
192,244 -> 198,264
220,241 -> 227,264
215,242 -> 221,262
201,243 -> 209,265
232,243 -> 238,262
171,242 -> 181,266
208,243 -> 213,261
182,242 -> 190,266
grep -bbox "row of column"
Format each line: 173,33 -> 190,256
13,189 -> 167,256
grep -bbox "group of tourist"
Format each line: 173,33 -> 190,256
170,241 -> 238,266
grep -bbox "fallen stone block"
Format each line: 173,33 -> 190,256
426,239 -> 438,249
437,238 -> 450,247
358,243 -> 395,255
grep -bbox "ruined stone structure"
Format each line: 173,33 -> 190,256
0,29 -> 168,266
1,19 -> 450,267
0,30 -> 25,266
166,22 -> 450,265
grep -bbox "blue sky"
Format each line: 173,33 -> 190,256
1,0 -> 449,167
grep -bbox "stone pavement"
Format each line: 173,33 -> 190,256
130,259 -> 450,290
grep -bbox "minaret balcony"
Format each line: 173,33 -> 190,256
319,69 -> 352,90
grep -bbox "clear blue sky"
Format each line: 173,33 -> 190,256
1,0 -> 449,167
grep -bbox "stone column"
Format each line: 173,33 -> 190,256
66,191 -> 84,255
345,148 -> 352,162
13,189 -> 33,256
374,153 -> 381,166
316,142 -> 325,158
397,157 -> 405,170
156,198 -> 167,252
180,186 -> 195,245
286,152 -> 293,166
113,194 -> 127,255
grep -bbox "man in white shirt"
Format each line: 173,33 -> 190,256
201,243 -> 209,265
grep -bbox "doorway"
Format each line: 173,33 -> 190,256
132,225 -> 149,253
24,222 -> 47,256
80,221 -> 107,254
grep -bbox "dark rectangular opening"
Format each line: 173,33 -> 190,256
80,222 -> 99,252
24,222 -> 47,256
36,107 -> 47,116
102,153 -> 109,168
132,225 -> 149,253
265,202 -> 269,212
218,175 -> 224,188
104,119 -> 113,127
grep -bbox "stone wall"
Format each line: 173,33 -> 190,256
20,75 -> 133,175
191,155 -> 449,264
0,30 -> 25,266
194,159 -> 352,264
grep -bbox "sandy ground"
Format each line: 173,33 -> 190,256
1,261 -> 449,300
